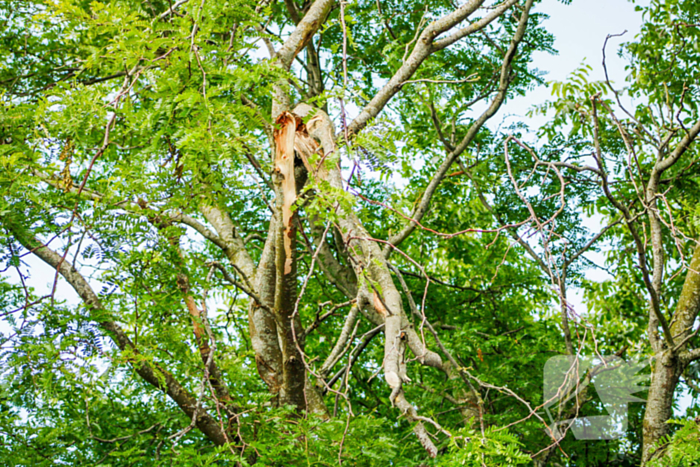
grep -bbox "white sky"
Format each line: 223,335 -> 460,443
505,0 -> 646,125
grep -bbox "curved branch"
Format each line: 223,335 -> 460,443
2,217 -> 231,447
275,0 -> 334,70
386,0 -> 535,251
347,0 -> 521,138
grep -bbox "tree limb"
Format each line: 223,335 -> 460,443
386,0 -> 535,251
1,216 -> 232,447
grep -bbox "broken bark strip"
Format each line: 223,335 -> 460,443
271,111 -> 327,412
274,111 -> 298,276
273,111 -> 323,276
3,218 -> 231,447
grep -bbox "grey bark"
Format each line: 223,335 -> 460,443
642,242 -> 700,464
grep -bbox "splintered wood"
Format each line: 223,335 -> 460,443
273,112 -> 319,275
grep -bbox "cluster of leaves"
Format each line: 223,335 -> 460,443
649,418 -> 700,467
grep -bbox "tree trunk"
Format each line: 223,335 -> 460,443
273,206 -> 308,410
642,242 -> 700,464
641,351 -> 682,464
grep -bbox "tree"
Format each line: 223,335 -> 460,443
528,1 -> 700,462
1,0 -> 699,465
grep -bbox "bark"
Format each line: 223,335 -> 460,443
188,202 -> 285,400
642,352 -> 682,465
559,278 -> 575,356
250,215 -> 284,396
319,304 -> 360,378
272,193 -> 307,410
274,0 -> 334,71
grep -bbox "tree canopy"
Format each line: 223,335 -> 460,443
1,0 -> 700,465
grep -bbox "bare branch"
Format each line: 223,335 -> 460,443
275,0 -> 334,70
386,0 -> 535,251
157,0 -> 189,20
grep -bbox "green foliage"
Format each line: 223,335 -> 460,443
439,428 -> 531,466
649,419 -> 700,467
1,0 -> 700,465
